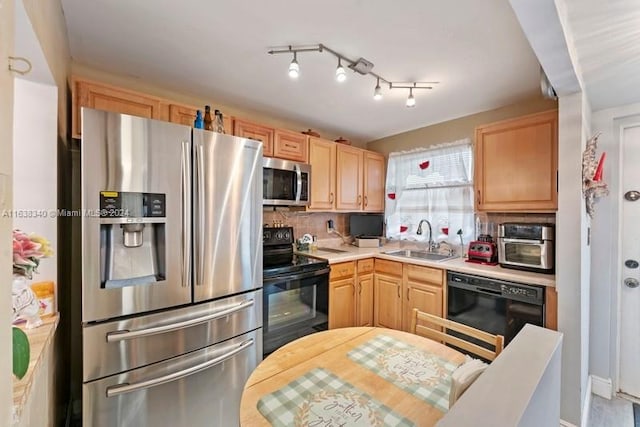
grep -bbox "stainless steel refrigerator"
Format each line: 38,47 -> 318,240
77,109 -> 263,426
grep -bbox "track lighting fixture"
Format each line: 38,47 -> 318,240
268,43 -> 438,108
373,78 -> 383,100
335,58 -> 346,82
406,88 -> 416,107
288,52 -> 299,79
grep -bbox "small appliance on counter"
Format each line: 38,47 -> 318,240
498,223 -> 555,274
466,234 -> 498,265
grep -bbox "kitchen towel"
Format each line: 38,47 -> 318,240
347,334 -> 460,412
256,367 -> 414,427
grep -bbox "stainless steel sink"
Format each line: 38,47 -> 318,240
316,247 -> 349,254
383,249 -> 458,262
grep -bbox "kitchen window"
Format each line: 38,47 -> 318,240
385,139 -> 474,246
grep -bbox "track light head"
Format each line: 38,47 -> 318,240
373,78 -> 383,100
288,52 -> 299,79
406,88 -> 416,108
335,58 -> 346,82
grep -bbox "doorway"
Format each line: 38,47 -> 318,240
619,123 -> 640,399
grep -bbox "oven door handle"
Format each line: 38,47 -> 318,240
105,338 -> 254,397
264,267 -> 331,284
501,238 -> 544,245
106,299 -> 255,342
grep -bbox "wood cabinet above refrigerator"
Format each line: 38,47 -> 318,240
474,110 -> 558,212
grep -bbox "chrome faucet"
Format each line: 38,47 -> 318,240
416,219 -> 434,249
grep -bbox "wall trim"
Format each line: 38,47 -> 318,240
580,375 -> 593,427
591,375 -> 613,399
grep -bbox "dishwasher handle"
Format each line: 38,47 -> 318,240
105,338 -> 254,397
106,299 -> 255,342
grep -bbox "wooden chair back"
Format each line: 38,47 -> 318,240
410,308 -> 504,361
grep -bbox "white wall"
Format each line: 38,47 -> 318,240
590,101 -> 640,391
437,325 -> 563,427
12,78 -> 58,284
0,0 -> 15,425
556,91 -> 592,425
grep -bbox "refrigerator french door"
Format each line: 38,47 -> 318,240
81,110 -> 192,323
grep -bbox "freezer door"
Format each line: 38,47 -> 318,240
81,109 -> 192,322
83,290 -> 262,382
192,130 -> 263,302
83,329 -> 262,427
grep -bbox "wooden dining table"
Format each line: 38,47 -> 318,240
240,327 -> 466,427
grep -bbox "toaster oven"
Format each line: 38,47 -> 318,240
497,223 -> 554,274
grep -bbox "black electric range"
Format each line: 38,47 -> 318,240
262,227 -> 330,356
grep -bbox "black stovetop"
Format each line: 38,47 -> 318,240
263,254 -> 328,280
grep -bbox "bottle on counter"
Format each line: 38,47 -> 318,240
214,109 -> 225,134
194,110 -> 204,129
203,105 -> 214,131
311,235 -> 318,252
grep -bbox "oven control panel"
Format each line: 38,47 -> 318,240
263,226 -> 294,245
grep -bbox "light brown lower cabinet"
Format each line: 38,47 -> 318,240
401,264 -> 445,332
356,259 -> 374,327
329,259 -> 375,329
373,259 -> 403,330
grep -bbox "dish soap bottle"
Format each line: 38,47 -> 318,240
203,105 -> 214,131
311,235 -> 318,252
194,110 -> 204,129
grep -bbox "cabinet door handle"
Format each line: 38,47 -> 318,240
407,288 -> 410,301
477,189 -> 481,204
397,286 -> 400,298
329,192 -> 334,203
358,195 -> 362,205
358,283 -> 362,295
284,143 -> 296,149
364,196 -> 368,207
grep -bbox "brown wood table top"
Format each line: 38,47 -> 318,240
240,327 -> 466,427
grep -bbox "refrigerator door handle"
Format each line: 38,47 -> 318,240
195,144 -> 205,287
106,299 -> 255,342
294,163 -> 302,203
181,140 -> 191,288
105,338 -> 254,397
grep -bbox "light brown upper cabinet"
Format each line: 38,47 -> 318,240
308,137 -> 337,210
336,145 -> 364,210
309,139 -> 385,212
273,129 -> 308,162
363,151 -> 385,212
168,103 -> 233,134
475,110 -> 558,212
72,77 -> 168,138
233,119 -> 274,157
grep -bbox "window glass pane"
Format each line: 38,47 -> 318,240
385,140 -> 474,246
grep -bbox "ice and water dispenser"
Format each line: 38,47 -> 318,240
99,191 -> 167,288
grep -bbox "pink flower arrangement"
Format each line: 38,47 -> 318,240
13,230 -> 52,279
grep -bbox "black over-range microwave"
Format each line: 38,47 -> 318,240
263,157 -> 310,207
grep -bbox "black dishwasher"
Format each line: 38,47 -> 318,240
446,271 -> 545,348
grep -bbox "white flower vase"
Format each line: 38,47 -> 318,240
12,275 -> 42,329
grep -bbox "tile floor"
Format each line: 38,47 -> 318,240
588,395 -> 635,427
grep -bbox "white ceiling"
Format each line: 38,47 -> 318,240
60,0 -> 543,142
563,0 -> 640,111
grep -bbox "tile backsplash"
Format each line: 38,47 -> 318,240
263,209 -> 350,240
479,212 -> 556,237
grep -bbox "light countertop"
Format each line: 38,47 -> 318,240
297,243 -> 556,287
12,314 -> 59,425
